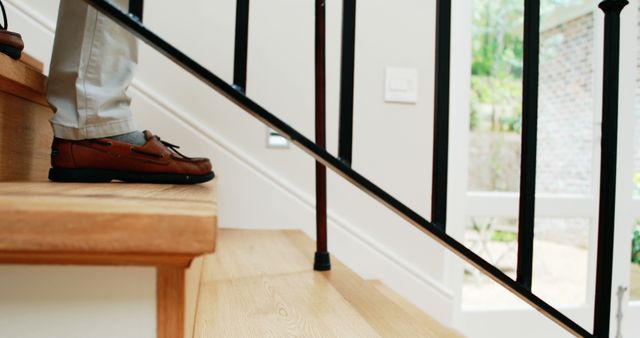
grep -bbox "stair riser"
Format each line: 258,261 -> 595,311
0,91 -> 53,182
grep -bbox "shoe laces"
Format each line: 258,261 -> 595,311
155,136 -> 192,160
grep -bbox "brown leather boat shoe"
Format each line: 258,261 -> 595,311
0,30 -> 23,59
48,131 -> 215,184
0,1 -> 25,60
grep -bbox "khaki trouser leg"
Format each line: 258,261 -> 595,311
47,0 -> 138,140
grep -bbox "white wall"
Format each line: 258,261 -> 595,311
0,265 -> 156,338
4,0 -> 457,333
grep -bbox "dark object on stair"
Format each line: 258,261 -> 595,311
49,131 -> 216,184
0,0 -> 24,60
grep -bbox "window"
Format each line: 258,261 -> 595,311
631,3 -> 640,304
463,217 -> 589,308
632,221 -> 640,301
537,2 -> 595,195
635,3 -> 640,199
468,0 -> 523,193
465,0 -> 595,311
468,0 -> 594,195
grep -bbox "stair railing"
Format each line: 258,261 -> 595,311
83,0 -> 629,336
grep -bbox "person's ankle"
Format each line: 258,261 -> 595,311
105,131 -> 147,146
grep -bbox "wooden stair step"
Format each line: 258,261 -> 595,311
285,230 -> 463,338
0,181 -> 218,267
0,52 -> 53,182
196,229 -> 378,337
19,52 -> 45,74
194,229 -> 461,337
369,280 -> 464,338
0,52 -> 47,106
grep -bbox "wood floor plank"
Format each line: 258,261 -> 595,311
195,229 -> 463,338
196,267 -> 379,337
370,280 -> 464,338
201,229 -> 310,282
285,230 -> 463,338
196,229 -> 379,337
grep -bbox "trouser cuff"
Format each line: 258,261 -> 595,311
51,118 -> 138,140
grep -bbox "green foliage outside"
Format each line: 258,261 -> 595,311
470,0 -> 587,133
633,222 -> 640,265
470,0 -> 523,133
634,173 -> 640,195
492,230 -> 518,243
470,218 -> 518,243
469,0 -> 594,192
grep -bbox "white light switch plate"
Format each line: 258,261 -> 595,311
385,67 -> 418,104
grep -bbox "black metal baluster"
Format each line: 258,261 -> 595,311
594,1 -> 628,337
338,0 -> 356,165
128,0 -> 143,21
516,0 -> 540,290
314,0 -> 330,271
431,0 -> 451,232
233,0 -> 250,92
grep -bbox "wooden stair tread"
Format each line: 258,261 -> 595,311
194,229 -> 461,337
369,280 -> 465,338
285,230 -> 463,338
19,52 -> 45,73
0,53 -> 47,106
0,181 -> 217,261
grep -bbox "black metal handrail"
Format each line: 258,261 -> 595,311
81,0 -> 629,336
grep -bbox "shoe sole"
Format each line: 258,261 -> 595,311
49,168 -> 215,184
0,45 -> 22,60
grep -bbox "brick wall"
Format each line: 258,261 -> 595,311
537,13 -> 595,195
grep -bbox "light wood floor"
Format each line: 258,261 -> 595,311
193,229 -> 463,337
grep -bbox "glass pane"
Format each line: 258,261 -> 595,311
463,217 -> 518,308
468,0 -> 596,194
463,217 -> 589,308
537,1 -> 595,195
635,3 -> 640,198
531,218 -> 589,306
468,1 -> 523,192
632,220 -> 640,301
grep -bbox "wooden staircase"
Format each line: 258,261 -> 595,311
0,53 -> 218,338
0,52 -> 461,337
